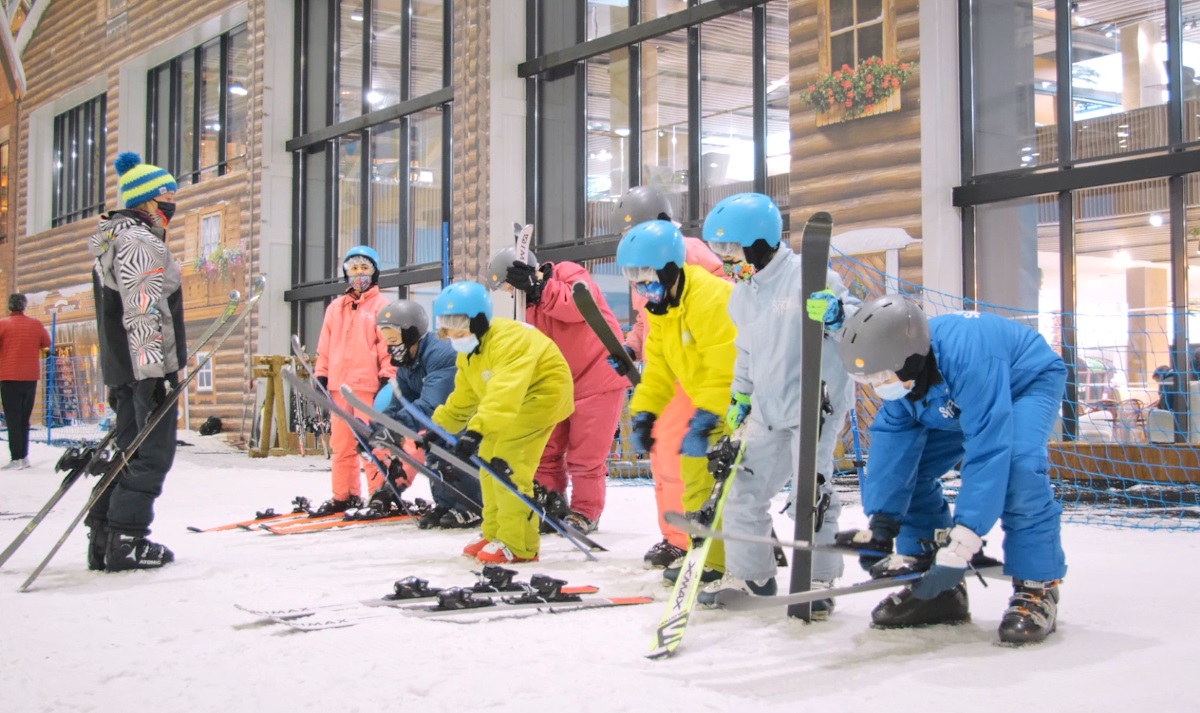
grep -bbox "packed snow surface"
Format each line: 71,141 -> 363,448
2,436 -> 1196,712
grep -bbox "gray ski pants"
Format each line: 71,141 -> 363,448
722,419 -> 843,583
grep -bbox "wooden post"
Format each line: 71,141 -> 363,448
250,355 -> 299,457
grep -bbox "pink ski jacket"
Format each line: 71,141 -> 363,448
526,260 -> 629,399
315,285 -> 396,393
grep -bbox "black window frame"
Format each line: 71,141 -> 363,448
522,0 -> 779,264
146,24 -> 249,185
0,140 -> 10,243
51,94 -> 107,228
287,0 -> 455,329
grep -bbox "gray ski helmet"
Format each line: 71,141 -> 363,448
376,299 -> 430,338
613,186 -> 674,234
839,295 -> 931,376
484,245 -> 538,290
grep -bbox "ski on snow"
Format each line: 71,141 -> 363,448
187,496 -> 317,532
646,434 -> 745,660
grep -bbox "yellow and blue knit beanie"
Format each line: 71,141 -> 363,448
114,151 -> 177,209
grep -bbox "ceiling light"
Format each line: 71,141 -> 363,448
350,11 -> 363,21
1149,213 -> 1164,227
228,82 -> 248,96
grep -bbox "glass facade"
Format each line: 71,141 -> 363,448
290,0 -> 452,342
529,0 -> 783,254
147,25 -> 250,185
961,0 -> 1200,439
51,95 -> 107,228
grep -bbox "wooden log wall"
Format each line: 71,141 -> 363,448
12,0 -> 266,440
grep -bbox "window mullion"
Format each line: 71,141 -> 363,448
218,32 -> 230,174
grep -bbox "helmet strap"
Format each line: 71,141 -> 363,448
645,263 -> 683,315
469,313 -> 491,339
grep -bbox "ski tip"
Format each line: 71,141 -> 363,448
186,526 -> 204,533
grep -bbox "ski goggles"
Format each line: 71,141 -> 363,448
435,314 -> 471,336
707,242 -> 746,262
633,281 -> 667,303
621,265 -> 659,283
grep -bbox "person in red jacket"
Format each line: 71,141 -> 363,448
313,245 -> 397,515
486,247 -> 627,534
0,293 -> 50,469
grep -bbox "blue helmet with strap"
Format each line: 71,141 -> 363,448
342,245 -> 381,279
432,281 -> 493,321
702,193 -> 782,248
616,220 -> 686,270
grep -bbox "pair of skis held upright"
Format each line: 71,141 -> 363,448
0,276 -> 267,591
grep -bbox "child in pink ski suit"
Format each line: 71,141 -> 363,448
488,248 -> 627,533
314,246 -> 396,514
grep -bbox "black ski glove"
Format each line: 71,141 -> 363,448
368,425 -> 399,449
834,513 -> 902,572
316,376 -> 329,392
134,377 -> 167,411
505,261 -> 546,305
455,430 -> 483,460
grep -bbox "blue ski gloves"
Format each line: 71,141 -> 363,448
725,392 -> 752,430
911,525 -> 983,599
680,409 -> 721,457
806,289 -> 845,331
374,381 -> 394,412
630,412 -> 657,455
607,346 -> 638,377
455,430 -> 483,460
835,512 -> 901,572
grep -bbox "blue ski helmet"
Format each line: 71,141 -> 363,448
342,245 -> 381,279
616,220 -> 686,270
432,281 -> 493,321
702,193 -> 782,248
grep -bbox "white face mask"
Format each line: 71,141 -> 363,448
450,335 -> 479,354
874,379 -> 913,401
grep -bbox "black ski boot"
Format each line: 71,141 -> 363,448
439,507 -> 482,529
419,505 -> 451,529
998,579 -> 1059,645
561,511 -> 597,535
310,494 -> 362,517
871,582 -> 970,628
104,533 -> 175,571
86,524 -> 107,571
643,539 -> 686,569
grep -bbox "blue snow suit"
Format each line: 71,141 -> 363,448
861,311 -> 1068,582
381,334 -> 477,511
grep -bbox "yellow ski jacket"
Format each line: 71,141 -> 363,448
433,318 -> 574,437
628,263 -> 736,418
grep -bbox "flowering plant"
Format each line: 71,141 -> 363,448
193,240 -> 247,280
802,57 -> 916,119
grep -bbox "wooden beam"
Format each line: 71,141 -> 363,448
15,0 -> 50,56
0,4 -> 24,96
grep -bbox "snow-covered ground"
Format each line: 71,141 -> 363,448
2,435 -> 1197,713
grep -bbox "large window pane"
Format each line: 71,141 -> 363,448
180,55 -> 196,186
199,39 -> 222,178
766,2 -> 789,210
640,29 -> 689,224
371,122 -> 403,271
641,0 -> 687,23
1182,0 -> 1200,143
51,96 -> 106,227
302,148 -> 329,283
539,68 -> 582,247
412,0 -> 445,95
226,28 -> 250,171
337,134 -> 363,260
339,1 -> 366,121
700,14 -> 754,214
971,0 -> 1048,173
587,1 -> 629,42
370,0 -> 404,109
586,52 -> 631,237
1072,1 -> 1167,161
409,109 -> 444,265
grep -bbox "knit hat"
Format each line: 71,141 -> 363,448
114,151 -> 177,209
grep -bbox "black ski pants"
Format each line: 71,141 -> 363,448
1,380 -> 37,460
86,375 -> 178,537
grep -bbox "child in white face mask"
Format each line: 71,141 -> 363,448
311,245 -> 397,516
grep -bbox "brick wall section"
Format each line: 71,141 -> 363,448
450,0 -> 489,282
788,0 -> 924,281
12,0 -> 265,438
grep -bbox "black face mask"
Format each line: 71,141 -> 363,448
155,201 -> 177,222
389,343 -> 410,367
